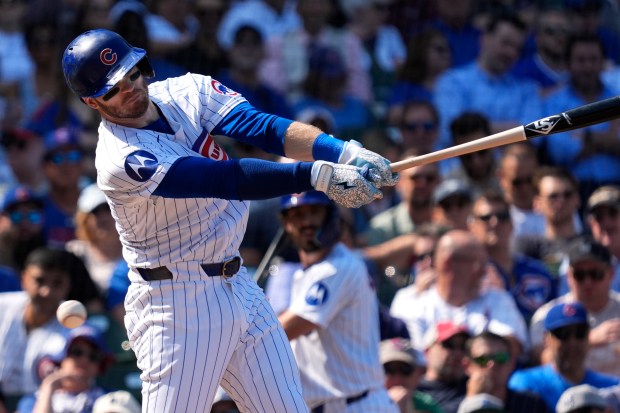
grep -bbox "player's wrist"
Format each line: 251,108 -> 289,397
312,133 -> 345,163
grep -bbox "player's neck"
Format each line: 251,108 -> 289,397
299,247 -> 331,268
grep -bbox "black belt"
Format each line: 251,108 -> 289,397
136,257 -> 241,281
311,390 -> 369,413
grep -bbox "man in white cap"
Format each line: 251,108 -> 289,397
556,384 -> 609,413
93,390 -> 141,413
456,394 -> 504,413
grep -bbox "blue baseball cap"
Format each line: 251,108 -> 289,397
43,127 -> 80,154
59,323 -> 114,373
544,302 -> 588,332
1,185 -> 43,213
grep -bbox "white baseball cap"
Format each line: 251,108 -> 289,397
78,183 -> 108,214
457,394 -> 505,413
93,391 -> 141,413
556,385 -> 608,413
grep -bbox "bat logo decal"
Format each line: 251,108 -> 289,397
524,115 -> 563,135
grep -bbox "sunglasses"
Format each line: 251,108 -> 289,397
9,210 -> 42,225
102,70 -> 142,102
550,324 -> 589,341
439,197 -> 470,211
511,176 -> 533,188
384,362 -> 415,376
543,190 -> 575,202
68,346 -> 102,363
46,150 -> 82,165
402,121 -> 437,133
470,351 -> 510,367
591,206 -> 620,221
572,269 -> 606,283
475,211 -> 511,223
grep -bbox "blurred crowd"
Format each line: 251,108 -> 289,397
2,0 -> 620,412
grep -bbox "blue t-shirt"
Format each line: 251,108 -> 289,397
0,265 -> 20,293
107,260 -> 131,311
508,364 -> 620,412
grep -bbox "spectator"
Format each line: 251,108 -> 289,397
456,394 -> 503,413
428,0 -> 480,68
556,384 -> 610,413
92,391 -> 141,413
0,185 -> 45,274
512,8 -> 571,92
65,184 -> 125,325
390,230 -> 528,357
292,45 -> 374,140
445,113 -> 500,196
143,0 -> 199,57
433,11 -> 541,151
0,248 -> 73,398
40,127 -> 83,248
540,35 -> 620,201
468,191 -> 556,324
1,128 -> 47,195
365,150 -> 440,246
259,0 -> 371,104
395,101 -> 440,155
513,166 -> 583,278
217,0 -> 301,51
583,185 -> 620,292
16,324 -> 113,413
342,0 -> 407,106
496,142 -> 545,239
508,302 -> 619,412
387,30 -> 451,125
380,338 -> 443,413
217,24 -> 292,118
432,179 -> 473,231
277,191 -> 396,411
462,331 -> 547,412
530,237 -> 620,376
417,322 -> 470,413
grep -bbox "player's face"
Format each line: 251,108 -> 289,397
87,67 -> 150,121
21,265 -> 70,315
282,204 -> 329,252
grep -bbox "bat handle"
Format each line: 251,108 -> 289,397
389,126 -> 527,172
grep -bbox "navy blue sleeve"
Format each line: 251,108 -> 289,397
153,156 -> 314,200
212,102 -> 292,156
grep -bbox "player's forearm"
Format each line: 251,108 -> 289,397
283,122 -> 335,161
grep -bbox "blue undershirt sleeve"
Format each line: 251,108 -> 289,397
212,102 -> 292,156
153,156 -> 314,200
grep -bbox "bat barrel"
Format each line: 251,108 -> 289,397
390,126 -> 527,172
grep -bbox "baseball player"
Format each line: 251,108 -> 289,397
277,191 -> 398,413
61,29 -> 398,413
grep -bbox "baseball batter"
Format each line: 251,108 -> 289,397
61,29 -> 398,413
277,191 -> 398,413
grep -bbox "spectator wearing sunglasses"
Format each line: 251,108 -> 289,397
0,128 -> 47,196
416,322 -> 471,413
16,324 -> 114,413
468,191 -> 556,324
530,237 -> 620,377
462,332 -> 546,413
40,127 -> 83,249
380,338 -> 442,413
509,302 -> 619,412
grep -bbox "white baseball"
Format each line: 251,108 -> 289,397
56,300 -> 87,329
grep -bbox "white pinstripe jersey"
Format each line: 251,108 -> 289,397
287,244 -> 385,408
95,74 -> 248,272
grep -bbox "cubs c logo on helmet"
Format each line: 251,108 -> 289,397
100,48 -> 117,65
124,150 -> 158,182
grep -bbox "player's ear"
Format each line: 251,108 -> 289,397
83,97 -> 99,110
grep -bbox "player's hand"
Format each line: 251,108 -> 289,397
339,140 -> 399,187
311,161 -> 382,208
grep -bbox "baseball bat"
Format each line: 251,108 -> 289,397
254,226 -> 285,286
390,95 -> 620,172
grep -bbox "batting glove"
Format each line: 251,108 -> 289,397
311,161 -> 383,208
338,140 -> 399,187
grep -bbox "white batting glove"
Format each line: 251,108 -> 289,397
338,140 -> 399,187
311,161 -> 383,208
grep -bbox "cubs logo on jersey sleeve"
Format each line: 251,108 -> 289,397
192,128 -> 229,161
305,282 -> 329,306
124,150 -> 158,182
211,79 -> 239,96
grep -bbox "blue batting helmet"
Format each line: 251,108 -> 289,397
62,29 -> 154,99
280,191 -> 340,250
